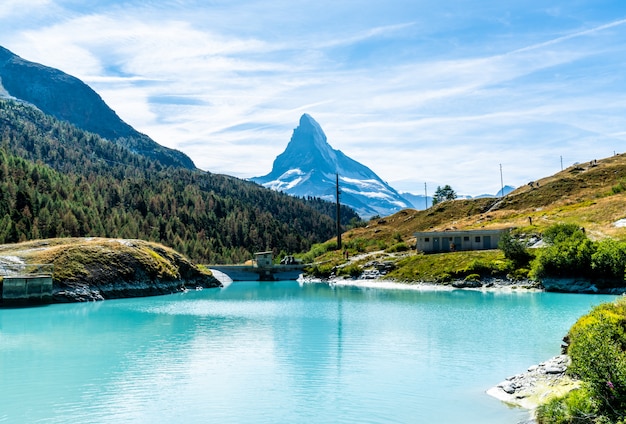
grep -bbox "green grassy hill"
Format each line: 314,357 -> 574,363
346,154 -> 626,249
304,154 -> 626,285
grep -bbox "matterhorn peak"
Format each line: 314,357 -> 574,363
286,114 -> 332,156
252,114 -> 412,218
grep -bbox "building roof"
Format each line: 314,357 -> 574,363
414,228 -> 511,237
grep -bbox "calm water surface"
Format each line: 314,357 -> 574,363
0,281 -> 617,423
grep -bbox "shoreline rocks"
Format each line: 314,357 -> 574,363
541,277 -> 626,294
487,355 -> 580,412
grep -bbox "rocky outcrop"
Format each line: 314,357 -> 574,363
541,278 -> 626,294
487,355 -> 580,411
54,277 -> 218,303
0,238 -> 222,304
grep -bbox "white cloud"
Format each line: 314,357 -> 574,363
2,1 -> 626,196
0,0 -> 52,19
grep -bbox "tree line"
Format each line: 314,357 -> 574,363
0,98 -> 361,263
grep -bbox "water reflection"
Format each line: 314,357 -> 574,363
0,281 -> 616,424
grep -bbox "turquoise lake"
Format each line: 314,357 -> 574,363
0,281 -> 617,423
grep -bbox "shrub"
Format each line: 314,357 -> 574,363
612,179 -> 626,195
435,273 -> 452,283
536,386 -> 598,424
304,263 -> 335,279
301,240 -> 338,263
591,239 -> 626,281
464,273 -> 480,282
542,223 -> 586,244
386,242 -> 409,253
337,264 -> 362,278
566,298 -> 626,420
530,225 -> 595,279
498,231 -> 532,267
508,267 -> 530,281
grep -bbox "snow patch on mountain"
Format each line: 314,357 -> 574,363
252,114 -> 412,218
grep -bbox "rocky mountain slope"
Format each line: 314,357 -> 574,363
0,45 -> 194,169
252,114 -> 412,219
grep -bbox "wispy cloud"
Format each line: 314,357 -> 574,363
2,1 -> 626,195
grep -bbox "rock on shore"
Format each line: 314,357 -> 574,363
487,355 -> 580,411
0,238 -> 222,303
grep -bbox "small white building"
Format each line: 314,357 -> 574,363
414,229 -> 509,253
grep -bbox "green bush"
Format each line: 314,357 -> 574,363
568,314 -> 626,415
538,298 -> 626,423
591,239 -> 626,281
498,231 -> 532,267
531,224 -> 595,279
536,386 -> 598,424
337,264 -> 362,278
563,298 -> 626,421
301,240 -> 338,263
612,179 -> 626,195
386,242 -> 409,253
464,273 -> 480,282
304,263 -> 335,279
436,273 -> 452,283
543,223 -> 587,244
508,267 -> 530,281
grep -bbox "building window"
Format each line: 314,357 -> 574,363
424,238 -> 430,242
475,236 -> 481,243
463,236 -> 470,242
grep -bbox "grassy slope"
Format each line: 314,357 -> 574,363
348,154 -> 626,248
308,154 -> 626,282
0,238 -> 220,300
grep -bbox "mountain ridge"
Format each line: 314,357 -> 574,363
252,114 -> 412,218
0,92 -> 353,263
0,45 -> 194,169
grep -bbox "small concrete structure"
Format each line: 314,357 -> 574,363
209,251 -> 305,282
254,251 -> 274,269
1,263 -> 54,305
414,229 -> 509,253
1,275 -> 53,305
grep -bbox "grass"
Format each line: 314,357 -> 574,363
310,154 -> 626,268
0,237 -> 214,285
386,250 -> 512,283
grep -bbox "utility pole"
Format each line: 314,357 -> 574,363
500,164 -> 504,198
424,182 -> 428,209
560,156 -> 563,171
336,173 -> 342,251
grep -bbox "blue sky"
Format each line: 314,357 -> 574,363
2,1 -> 626,196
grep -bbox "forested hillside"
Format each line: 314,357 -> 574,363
0,98 -> 360,263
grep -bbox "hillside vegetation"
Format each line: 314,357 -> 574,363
0,98 -> 360,263
304,154 -> 626,285
537,297 -> 626,423
339,154 -> 626,249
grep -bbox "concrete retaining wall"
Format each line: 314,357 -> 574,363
1,275 -> 53,305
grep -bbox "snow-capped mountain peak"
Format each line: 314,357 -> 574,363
252,114 -> 412,218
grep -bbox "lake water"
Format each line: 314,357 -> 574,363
0,281 -> 616,424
